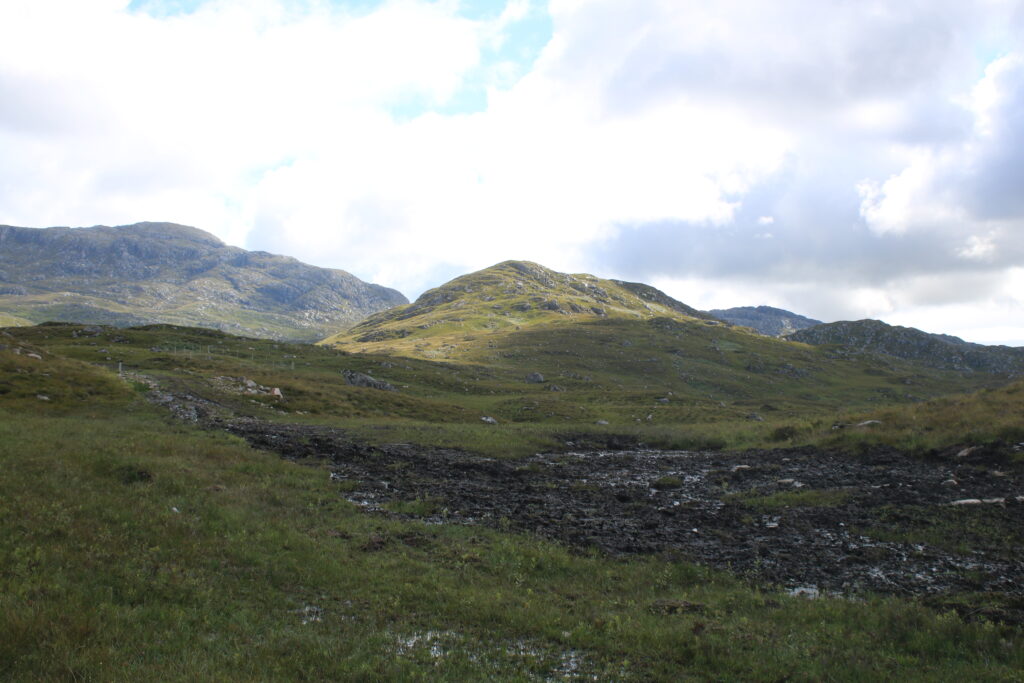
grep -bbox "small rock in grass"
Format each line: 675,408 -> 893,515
595,420 -> 609,425
956,446 -> 981,458
480,416 -> 498,425
649,599 -> 706,615
36,394 -> 50,401
524,372 -> 545,383
856,420 -> 882,428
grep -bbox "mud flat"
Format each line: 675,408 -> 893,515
224,419 -> 1024,618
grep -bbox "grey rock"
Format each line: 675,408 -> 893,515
342,370 -> 396,392
747,412 -> 764,422
480,416 -> 498,425
525,372 -> 545,383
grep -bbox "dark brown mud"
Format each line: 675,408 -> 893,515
223,418 -> 1024,616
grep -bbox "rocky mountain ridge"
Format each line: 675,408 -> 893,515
789,319 -> 1024,375
708,305 -> 822,337
0,222 -> 407,341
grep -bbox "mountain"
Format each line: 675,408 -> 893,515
789,319 -> 1024,375
322,260 -> 723,355
0,222 -> 407,341
708,305 -> 822,337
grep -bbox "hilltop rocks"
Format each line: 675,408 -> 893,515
342,370 -> 396,392
708,305 -> 822,337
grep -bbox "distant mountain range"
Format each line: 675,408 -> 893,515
707,305 -> 822,337
0,222 -> 407,342
0,225 -> 1020,376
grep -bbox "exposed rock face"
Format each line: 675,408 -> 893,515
0,222 -> 407,341
790,319 -> 1024,375
708,306 -> 822,337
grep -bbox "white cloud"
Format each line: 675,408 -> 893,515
0,0 -> 1022,344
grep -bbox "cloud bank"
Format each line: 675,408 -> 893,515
1,0 -> 1022,343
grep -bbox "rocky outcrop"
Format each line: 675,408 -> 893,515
342,370 -> 396,392
708,305 -> 822,337
0,222 -> 407,341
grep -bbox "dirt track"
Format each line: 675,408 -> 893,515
225,419 -> 1024,612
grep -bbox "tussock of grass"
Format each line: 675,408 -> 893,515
729,488 -> 853,509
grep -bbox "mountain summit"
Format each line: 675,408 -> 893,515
322,259 -> 722,355
0,222 -> 407,341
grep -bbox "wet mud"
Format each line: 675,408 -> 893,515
224,419 -> 1024,613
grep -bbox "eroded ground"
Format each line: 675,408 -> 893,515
224,419 -> 1024,619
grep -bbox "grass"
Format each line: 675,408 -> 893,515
2,322 -> 1024,677
3,405 -> 1024,679
728,488 -> 853,510
4,316 -> 1012,460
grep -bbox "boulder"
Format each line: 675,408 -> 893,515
525,372 -> 545,383
342,369 -> 396,392
480,416 -> 498,425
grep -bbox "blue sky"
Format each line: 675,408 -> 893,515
1,0 -> 1023,344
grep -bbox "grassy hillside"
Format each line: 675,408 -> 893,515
3,329 -> 1023,679
321,260 -> 716,356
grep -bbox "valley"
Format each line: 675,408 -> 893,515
2,261 -> 1023,679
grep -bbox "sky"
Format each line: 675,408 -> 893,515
1,0 -> 1023,345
